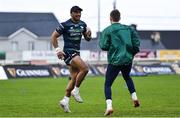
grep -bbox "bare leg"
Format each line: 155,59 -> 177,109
65,66 -> 78,97
71,56 -> 89,87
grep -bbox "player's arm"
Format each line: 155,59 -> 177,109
99,29 -> 111,51
51,30 -> 65,60
83,27 -> 92,41
130,27 -> 140,56
51,31 -> 60,48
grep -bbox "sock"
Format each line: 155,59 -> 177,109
73,86 -> 79,93
131,92 -> 138,100
106,99 -> 112,109
64,96 -> 70,103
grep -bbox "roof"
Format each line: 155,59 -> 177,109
0,12 -> 60,37
81,38 -> 166,51
140,39 -> 166,50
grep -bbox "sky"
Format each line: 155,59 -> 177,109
0,0 -> 180,37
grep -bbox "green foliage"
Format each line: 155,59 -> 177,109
0,75 -> 180,117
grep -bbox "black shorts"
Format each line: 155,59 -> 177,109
63,50 -> 80,65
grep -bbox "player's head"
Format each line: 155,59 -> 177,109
110,9 -> 121,23
70,6 -> 83,22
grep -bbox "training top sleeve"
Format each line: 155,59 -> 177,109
56,23 -> 65,35
99,27 -> 111,51
130,27 -> 140,55
82,22 -> 87,34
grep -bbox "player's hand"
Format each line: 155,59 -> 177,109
55,47 -> 65,60
85,27 -> 92,41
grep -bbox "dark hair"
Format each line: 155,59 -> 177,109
70,6 -> 83,13
110,9 -> 120,22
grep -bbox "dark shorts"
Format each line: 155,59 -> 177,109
63,50 -> 80,65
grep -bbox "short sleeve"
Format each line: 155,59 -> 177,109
56,23 -> 65,35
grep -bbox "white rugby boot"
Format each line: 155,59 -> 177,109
59,99 -> 71,113
104,107 -> 113,116
71,89 -> 83,103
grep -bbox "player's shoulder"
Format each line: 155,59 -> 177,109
120,24 -> 130,28
123,24 -> 135,29
119,24 -> 135,31
103,25 -> 112,32
60,19 -> 72,27
79,20 -> 87,26
79,20 -> 86,24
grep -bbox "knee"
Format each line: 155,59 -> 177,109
84,67 -> 89,74
123,74 -> 131,80
123,75 -> 131,81
81,66 -> 89,74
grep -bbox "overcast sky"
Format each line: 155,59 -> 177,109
0,0 -> 180,37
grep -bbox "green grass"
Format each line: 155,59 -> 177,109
0,75 -> 180,117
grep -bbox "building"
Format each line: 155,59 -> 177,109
1,12 -> 180,61
0,12 -> 60,60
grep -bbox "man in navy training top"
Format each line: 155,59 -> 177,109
51,6 -> 92,113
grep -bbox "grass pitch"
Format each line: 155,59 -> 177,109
0,75 -> 180,117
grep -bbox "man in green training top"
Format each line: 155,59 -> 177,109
99,9 -> 140,116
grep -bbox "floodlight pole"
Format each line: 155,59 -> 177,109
97,0 -> 101,39
113,0 -> 116,9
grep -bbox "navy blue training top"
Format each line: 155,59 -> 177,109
56,19 -> 87,51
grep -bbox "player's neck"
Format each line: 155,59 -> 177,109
111,21 -> 119,24
71,18 -> 79,23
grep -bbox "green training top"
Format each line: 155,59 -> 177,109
99,23 -> 140,66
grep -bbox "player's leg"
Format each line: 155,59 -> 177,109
71,56 -> 89,87
59,66 -> 78,112
120,64 -> 140,107
65,67 -> 78,96
59,80 -> 73,113
70,56 -> 89,103
104,64 -> 121,116
69,65 -> 84,103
